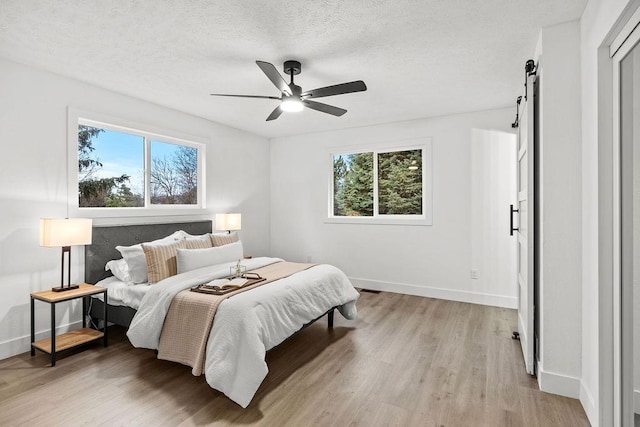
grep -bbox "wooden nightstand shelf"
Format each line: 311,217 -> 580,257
30,283 -> 108,366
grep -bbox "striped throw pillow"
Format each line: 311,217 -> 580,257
210,232 -> 239,247
184,235 -> 213,249
142,240 -> 186,284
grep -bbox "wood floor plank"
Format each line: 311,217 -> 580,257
0,292 -> 590,426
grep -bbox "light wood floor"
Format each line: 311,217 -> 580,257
0,291 -> 589,426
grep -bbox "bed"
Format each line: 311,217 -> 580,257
84,220 -> 359,407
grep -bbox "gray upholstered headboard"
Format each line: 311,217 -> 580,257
84,220 -> 212,284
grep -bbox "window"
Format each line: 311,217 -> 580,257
78,125 -> 145,208
149,140 -> 198,205
70,110 -> 205,215
329,141 -> 432,225
377,149 -> 423,215
333,152 -> 374,216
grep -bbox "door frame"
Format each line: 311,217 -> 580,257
612,25 -> 640,426
598,2 -> 640,425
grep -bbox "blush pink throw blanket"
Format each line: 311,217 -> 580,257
157,261 -> 316,375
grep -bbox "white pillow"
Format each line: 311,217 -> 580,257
105,259 -> 132,284
181,230 -> 210,239
176,240 -> 244,274
116,231 -> 184,283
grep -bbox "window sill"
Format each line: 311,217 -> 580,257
69,206 -> 208,219
325,217 -> 432,226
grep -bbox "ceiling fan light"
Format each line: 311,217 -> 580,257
281,98 -> 303,112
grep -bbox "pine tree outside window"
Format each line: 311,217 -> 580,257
377,149 -> 423,215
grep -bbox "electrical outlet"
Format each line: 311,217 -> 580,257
471,269 -> 479,279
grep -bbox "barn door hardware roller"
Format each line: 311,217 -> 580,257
524,59 -> 537,100
512,59 -> 536,128
511,96 -> 522,128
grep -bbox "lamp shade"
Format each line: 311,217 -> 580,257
215,213 -> 241,231
40,218 -> 93,247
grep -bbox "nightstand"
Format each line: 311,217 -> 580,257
30,283 -> 108,366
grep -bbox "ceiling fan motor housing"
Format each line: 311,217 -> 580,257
289,84 -> 302,97
283,60 -> 301,76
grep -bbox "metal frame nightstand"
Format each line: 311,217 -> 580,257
30,283 -> 107,366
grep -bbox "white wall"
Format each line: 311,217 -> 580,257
533,21 -> 583,399
0,58 -> 271,360
270,108 -> 517,308
579,0 -> 633,424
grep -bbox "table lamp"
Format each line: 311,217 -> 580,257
215,213 -> 241,234
40,218 -> 93,292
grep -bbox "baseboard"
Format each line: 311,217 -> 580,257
580,380 -> 598,426
536,360 -> 581,399
0,320 -> 83,361
635,388 -> 640,414
349,277 -> 518,309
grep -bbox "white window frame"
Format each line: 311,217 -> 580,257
67,108 -> 207,218
326,138 -> 433,226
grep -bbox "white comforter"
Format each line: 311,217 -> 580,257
127,257 -> 359,408
93,276 -> 150,309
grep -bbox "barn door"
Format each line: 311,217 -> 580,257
513,66 -> 537,376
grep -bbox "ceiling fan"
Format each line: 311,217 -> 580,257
210,60 -> 367,121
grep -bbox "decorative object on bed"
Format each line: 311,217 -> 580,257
190,273 -> 264,295
40,218 -> 92,292
215,213 -> 241,234
231,259 -> 246,277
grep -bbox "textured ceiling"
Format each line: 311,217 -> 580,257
0,0 -> 587,139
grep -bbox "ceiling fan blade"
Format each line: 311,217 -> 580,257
256,61 -> 293,96
303,100 -> 347,117
266,105 -> 283,121
210,93 -> 280,100
301,80 -> 367,99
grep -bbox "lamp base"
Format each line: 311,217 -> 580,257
52,284 -> 80,292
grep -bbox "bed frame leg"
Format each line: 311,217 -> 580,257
328,309 -> 334,328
